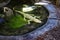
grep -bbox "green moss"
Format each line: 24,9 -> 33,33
5,14 -> 27,29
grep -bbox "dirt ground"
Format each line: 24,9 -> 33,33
36,26 -> 60,40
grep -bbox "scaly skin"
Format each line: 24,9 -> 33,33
15,10 -> 42,24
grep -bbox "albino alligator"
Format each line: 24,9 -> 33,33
3,7 -> 42,24
15,10 -> 42,24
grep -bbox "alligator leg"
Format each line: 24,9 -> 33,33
28,20 -> 31,24
34,16 -> 37,18
23,15 -> 27,21
24,17 -> 26,21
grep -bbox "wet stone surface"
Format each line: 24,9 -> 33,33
0,2 -> 59,40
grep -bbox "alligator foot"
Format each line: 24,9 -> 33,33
28,20 -> 31,24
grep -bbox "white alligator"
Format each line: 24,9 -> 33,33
15,10 -> 42,24
3,6 -> 42,24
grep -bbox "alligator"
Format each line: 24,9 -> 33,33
15,10 -> 42,24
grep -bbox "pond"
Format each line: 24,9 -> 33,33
0,0 -> 49,36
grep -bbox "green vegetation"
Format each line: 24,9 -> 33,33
5,14 -> 27,29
